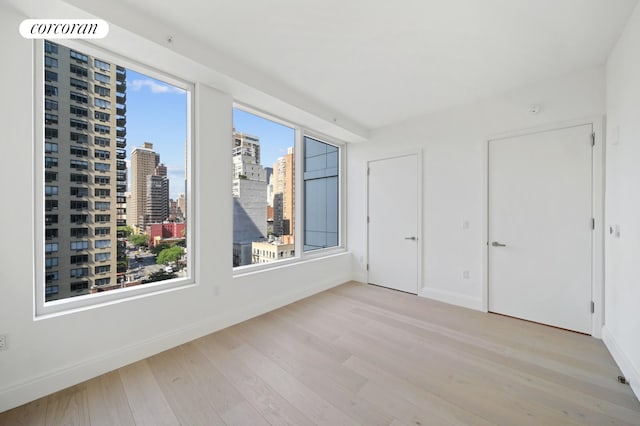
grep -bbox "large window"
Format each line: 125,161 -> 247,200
38,40 -> 191,311
232,108 -> 342,269
232,109 -> 295,267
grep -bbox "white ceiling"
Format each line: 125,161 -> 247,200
75,0 -> 640,129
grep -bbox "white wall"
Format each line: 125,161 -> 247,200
348,68 -> 606,310
603,1 -> 640,400
0,3 -> 351,412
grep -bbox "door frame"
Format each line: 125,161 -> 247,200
482,117 -> 605,337
366,150 -> 423,293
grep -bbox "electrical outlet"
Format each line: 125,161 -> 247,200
0,334 -> 7,351
463,270 -> 470,279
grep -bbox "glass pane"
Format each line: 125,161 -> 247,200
303,137 -> 339,251
232,109 -> 295,267
42,41 -> 189,302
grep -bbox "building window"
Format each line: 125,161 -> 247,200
94,201 -> 111,210
95,239 -> 111,249
70,241 -> 89,251
45,156 -> 58,168
70,227 -> 89,238
94,59 -> 110,71
45,243 -> 59,254
94,137 -> 110,147
45,56 -> 58,68
94,124 -> 110,134
70,200 -> 88,210
70,63 -> 88,77
45,70 -> 58,82
95,265 -> 111,274
70,50 -> 88,63
44,40 -> 58,54
94,214 -> 111,223
94,85 -> 110,97
45,113 -> 58,125
70,268 -> 89,278
70,254 -> 89,264
95,175 -> 110,185
45,272 -> 59,284
94,162 -> 110,172
70,187 -> 89,197
70,146 -> 88,157
70,132 -> 88,143
70,159 -> 88,170
45,84 -> 58,96
45,285 -> 59,295
45,128 -> 58,139
95,98 -> 111,109
70,105 -> 88,117
45,228 -> 59,239
70,118 -> 88,130
45,99 -> 58,111
95,278 -> 111,286
95,188 -> 110,197
95,111 -> 110,122
94,227 -> 111,236
303,137 -> 339,251
45,142 -> 58,153
70,214 -> 88,224
94,252 -> 111,261
69,77 -> 88,90
70,91 -> 88,104
70,173 -> 88,183
45,172 -> 58,183
45,185 -> 58,196
70,281 -> 89,291
45,257 -> 59,268
45,200 -> 59,211
94,72 -> 110,84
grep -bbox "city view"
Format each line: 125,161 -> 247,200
43,41 -> 188,301
232,109 -> 296,267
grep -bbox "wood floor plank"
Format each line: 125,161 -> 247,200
2,281 -> 638,425
0,396 -> 47,426
85,371 -> 135,426
223,329 -> 358,426
146,347 -> 226,425
118,360 -> 180,426
44,384 -> 89,426
194,333 -> 315,426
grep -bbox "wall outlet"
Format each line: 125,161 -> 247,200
463,270 -> 470,279
0,334 -> 7,351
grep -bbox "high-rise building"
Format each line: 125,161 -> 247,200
145,165 -> 169,225
43,41 -> 127,301
232,131 -> 268,266
129,142 -> 159,230
272,147 -> 295,241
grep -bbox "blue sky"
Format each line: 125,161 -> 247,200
125,71 -> 295,199
125,69 -> 187,199
233,108 -> 295,168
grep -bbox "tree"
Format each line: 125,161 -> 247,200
128,233 -> 148,247
150,242 -> 171,255
156,246 -> 185,265
117,225 -> 133,238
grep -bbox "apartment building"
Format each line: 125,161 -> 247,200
43,40 -> 126,300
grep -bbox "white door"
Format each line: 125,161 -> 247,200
488,125 -> 593,334
368,154 -> 419,294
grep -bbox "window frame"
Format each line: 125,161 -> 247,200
34,39 -> 195,317
231,103 -> 346,276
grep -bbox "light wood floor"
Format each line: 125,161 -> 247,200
2,281 -> 639,425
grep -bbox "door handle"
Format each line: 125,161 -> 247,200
491,241 -> 506,247
404,236 -> 417,241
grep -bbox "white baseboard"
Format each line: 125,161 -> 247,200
0,277 -> 346,413
419,287 -> 483,311
602,326 -> 640,401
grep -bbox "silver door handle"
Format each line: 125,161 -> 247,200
404,236 -> 417,241
491,241 -> 506,247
